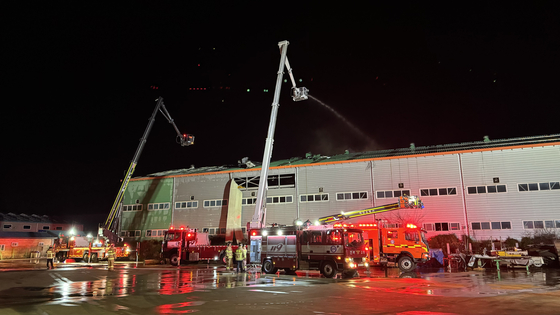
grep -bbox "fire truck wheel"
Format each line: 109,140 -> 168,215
262,260 -> 277,274
83,252 -> 89,262
170,254 -> 179,266
398,256 -> 415,272
91,253 -> 99,263
56,253 -> 65,263
321,261 -> 337,278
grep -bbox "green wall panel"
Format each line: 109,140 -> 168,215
120,178 -> 173,233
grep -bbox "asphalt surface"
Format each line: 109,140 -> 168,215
0,261 -> 559,314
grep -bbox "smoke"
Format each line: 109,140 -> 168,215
306,95 -> 380,155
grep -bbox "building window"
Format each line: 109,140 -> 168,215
38,242 -> 44,246
336,191 -> 368,201
234,174 -> 296,190
450,223 -> 460,231
123,204 -> 143,211
3,225 -> 11,229
518,182 -> 560,192
266,195 -> 294,204
122,230 -> 141,237
420,187 -> 457,196
422,223 -> 434,231
42,226 -> 50,230
23,225 -> 31,230
148,203 -> 170,211
242,198 -> 257,205
11,242 -> 18,247
300,193 -> 329,203
55,227 -> 62,230
145,229 -> 167,237
467,185 -> 507,194
435,223 -> 449,231
473,221 -> 510,230
0,245 -> 4,251
376,190 -> 410,199
175,201 -> 199,209
203,199 -> 228,208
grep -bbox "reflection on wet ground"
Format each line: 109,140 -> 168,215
1,264 -> 560,313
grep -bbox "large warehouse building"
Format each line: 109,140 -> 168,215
119,134 -> 560,243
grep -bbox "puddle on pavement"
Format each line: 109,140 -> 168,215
2,266 -> 560,307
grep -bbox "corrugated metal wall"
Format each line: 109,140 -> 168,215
121,178 -> 173,232
122,144 -> 560,241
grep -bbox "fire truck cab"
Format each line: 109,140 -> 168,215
359,223 -> 429,271
249,225 -> 368,278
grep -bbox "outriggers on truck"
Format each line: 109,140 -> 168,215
318,195 -> 429,272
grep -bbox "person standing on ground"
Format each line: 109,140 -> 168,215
235,244 -> 244,273
107,244 -> 116,270
226,243 -> 233,271
46,246 -> 54,270
241,244 -> 247,271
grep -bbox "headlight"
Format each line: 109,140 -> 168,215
362,257 -> 367,262
345,257 -> 354,262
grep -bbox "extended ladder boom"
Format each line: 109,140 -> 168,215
101,97 -> 194,243
318,195 -> 424,225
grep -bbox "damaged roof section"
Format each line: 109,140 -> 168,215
138,134 -> 560,178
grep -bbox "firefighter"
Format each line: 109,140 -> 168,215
226,243 -> 233,271
46,246 -> 55,270
241,244 -> 247,272
107,244 -> 116,270
235,244 -> 244,273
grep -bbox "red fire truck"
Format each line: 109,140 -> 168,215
318,195 -> 429,272
161,226 -> 238,266
248,224 -> 367,278
53,234 -> 134,263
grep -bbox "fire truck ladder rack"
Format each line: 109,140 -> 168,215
318,195 -> 424,225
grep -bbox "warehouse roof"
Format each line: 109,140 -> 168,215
139,134 -> 560,179
0,213 -> 68,224
0,231 -> 60,239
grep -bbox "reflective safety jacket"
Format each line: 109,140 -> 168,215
235,248 -> 244,261
107,248 -> 116,259
46,250 -> 54,259
226,247 -> 233,258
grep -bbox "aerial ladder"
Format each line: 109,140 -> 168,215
318,195 -> 424,225
316,195 -> 428,272
100,97 -> 194,244
249,40 -> 309,230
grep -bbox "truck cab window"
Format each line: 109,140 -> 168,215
405,231 -> 419,241
387,230 -> 398,239
311,231 -> 323,244
326,230 -> 342,245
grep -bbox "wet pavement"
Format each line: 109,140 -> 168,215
0,262 -> 560,314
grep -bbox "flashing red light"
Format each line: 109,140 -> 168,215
343,224 -> 348,227
169,226 -> 174,230
187,233 -> 191,237
180,226 -> 185,230
252,231 -> 256,236
406,224 -> 417,229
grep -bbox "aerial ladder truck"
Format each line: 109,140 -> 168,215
98,97 -> 194,253
243,41 -> 367,278
317,195 -> 429,272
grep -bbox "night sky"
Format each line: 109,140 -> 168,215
3,3 -> 559,232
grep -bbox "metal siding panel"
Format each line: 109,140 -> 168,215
120,179 -> 173,232
461,146 -> 560,240
173,174 -> 231,231
298,162 -> 372,222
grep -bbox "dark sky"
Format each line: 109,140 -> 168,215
3,3 -> 559,232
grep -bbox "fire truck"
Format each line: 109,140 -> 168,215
161,226 -> 239,266
318,195 -> 429,272
53,233 -> 133,263
248,224 -> 367,277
